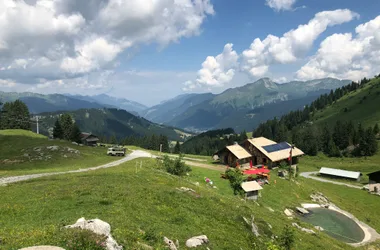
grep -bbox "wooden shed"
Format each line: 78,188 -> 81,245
368,170 -> 380,193
242,137 -> 304,168
241,181 -> 263,200
214,144 -> 252,167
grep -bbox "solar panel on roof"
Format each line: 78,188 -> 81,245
262,142 -> 291,153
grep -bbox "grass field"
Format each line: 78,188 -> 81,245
1,130 -> 380,249
0,130 -> 117,177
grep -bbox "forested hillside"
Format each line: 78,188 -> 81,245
253,76 -> 380,157
35,108 -> 192,142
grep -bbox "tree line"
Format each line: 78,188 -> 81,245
180,128 -> 248,155
52,114 -> 82,143
0,100 -> 31,130
253,76 -> 379,157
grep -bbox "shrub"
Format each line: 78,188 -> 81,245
278,225 -> 295,250
163,154 -> 191,176
59,228 -> 107,250
225,168 -> 245,195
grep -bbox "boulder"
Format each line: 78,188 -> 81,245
33,147 -> 41,152
186,235 -> 209,248
296,207 -> 309,215
65,217 -> 122,250
163,237 -> 178,250
292,223 -> 315,234
46,146 -> 59,151
284,209 -> 294,217
314,226 -> 324,231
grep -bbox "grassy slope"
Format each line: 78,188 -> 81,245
2,158 -> 368,250
313,77 -> 380,127
0,130 -> 116,177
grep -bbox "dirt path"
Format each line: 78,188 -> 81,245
0,150 -> 151,186
183,160 -> 226,172
300,171 -> 362,189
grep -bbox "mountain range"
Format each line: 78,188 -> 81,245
141,78 -> 351,132
34,108 -> 192,142
1,77 -> 351,135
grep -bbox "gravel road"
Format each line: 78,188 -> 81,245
0,150 -> 152,186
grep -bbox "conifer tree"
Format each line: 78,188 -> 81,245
53,119 -> 63,139
374,123 -> 379,135
59,114 -> 74,140
174,141 -> 181,154
70,123 -> 82,143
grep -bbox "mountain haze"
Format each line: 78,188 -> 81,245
151,78 -> 351,132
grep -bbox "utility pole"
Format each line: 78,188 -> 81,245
160,144 -> 163,153
36,116 -> 39,134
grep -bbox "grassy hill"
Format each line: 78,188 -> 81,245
313,77 -> 380,127
0,130 -> 116,177
34,108 -> 193,142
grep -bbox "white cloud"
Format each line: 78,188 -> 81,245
0,0 -> 214,83
266,0 -> 297,11
241,9 -> 359,77
296,15 -> 380,81
190,43 -> 239,89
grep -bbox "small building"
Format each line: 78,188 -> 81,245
242,137 -> 304,168
368,170 -> 380,193
214,144 -> 252,167
80,132 -> 99,146
319,167 -> 362,181
241,181 -> 263,200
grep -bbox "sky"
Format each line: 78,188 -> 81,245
0,0 -> 380,106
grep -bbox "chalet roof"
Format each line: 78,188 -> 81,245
368,170 -> 380,176
319,167 -> 361,179
246,137 -> 304,162
241,181 -> 263,192
226,144 -> 252,160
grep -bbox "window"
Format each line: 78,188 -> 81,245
263,158 -> 267,164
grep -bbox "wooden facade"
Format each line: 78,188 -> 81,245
242,140 -> 270,166
368,171 -> 380,193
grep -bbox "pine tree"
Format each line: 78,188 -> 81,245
59,114 -> 74,140
0,100 -> 31,130
109,134 -> 118,145
53,119 -> 63,139
327,138 -> 341,157
321,124 -> 331,154
174,141 -> 181,154
70,123 -> 81,143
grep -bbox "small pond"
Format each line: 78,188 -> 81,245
298,207 -> 365,243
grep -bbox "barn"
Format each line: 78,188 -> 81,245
368,170 -> 380,193
241,137 -> 304,168
80,132 -> 99,146
319,167 -> 362,181
214,144 -> 252,167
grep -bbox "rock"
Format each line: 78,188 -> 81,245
310,192 -> 330,206
33,147 -> 41,152
66,147 -> 80,154
292,223 -> 315,234
314,226 -> 324,231
46,146 -> 59,151
163,237 -> 178,250
296,207 -> 309,215
284,209 -> 294,217
23,153 -> 30,157
243,216 -> 259,237
63,154 -> 68,158
19,247 -> 65,250
266,207 -> 275,212
186,235 -> 209,248
177,187 -> 196,193
195,182 -> 200,186
65,217 -> 122,250
72,142 -> 78,145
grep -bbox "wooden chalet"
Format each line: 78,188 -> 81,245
214,144 -> 252,166
241,137 -> 304,168
80,132 -> 99,146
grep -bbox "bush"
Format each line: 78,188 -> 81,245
225,168 -> 245,195
59,228 -> 107,250
278,225 -> 295,250
163,154 -> 191,176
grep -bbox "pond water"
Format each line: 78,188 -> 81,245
298,207 -> 365,243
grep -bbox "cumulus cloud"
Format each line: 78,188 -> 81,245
184,43 -> 239,91
296,15 -> 380,81
266,0 -> 297,11
0,0 -> 214,84
241,9 -> 359,77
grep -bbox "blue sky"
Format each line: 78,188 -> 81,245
1,0 -> 380,106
